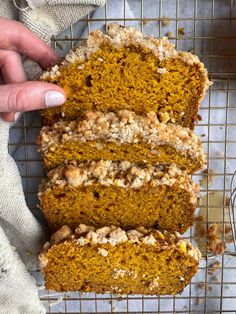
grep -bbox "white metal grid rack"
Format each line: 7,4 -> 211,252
8,0 -> 236,312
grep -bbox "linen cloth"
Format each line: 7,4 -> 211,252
0,0 -> 106,43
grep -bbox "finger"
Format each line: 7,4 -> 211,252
0,50 -> 26,83
0,50 -> 27,122
1,112 -> 20,123
0,81 -> 66,122
0,17 -> 58,69
0,73 -> 4,84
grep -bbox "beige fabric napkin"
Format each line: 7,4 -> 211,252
0,0 -> 106,43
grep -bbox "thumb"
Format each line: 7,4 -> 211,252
0,81 -> 66,122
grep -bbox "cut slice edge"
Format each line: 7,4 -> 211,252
40,224 -> 201,294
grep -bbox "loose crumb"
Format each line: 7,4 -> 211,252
194,215 -> 204,222
196,114 -> 202,121
161,17 -> 170,26
188,48 -> 195,54
207,224 -> 226,255
224,223 -> 233,243
56,42 -> 65,50
225,196 -> 230,206
198,282 -> 212,292
166,31 -> 174,39
178,27 -> 185,36
196,297 -> 204,305
143,19 -> 150,26
225,224 -> 232,234
210,275 -> 220,282
200,169 -> 215,188
207,261 -> 221,275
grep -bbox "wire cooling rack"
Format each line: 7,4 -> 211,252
8,0 -> 236,312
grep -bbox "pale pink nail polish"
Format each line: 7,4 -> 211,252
45,91 -> 66,107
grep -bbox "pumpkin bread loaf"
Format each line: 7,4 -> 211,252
37,110 -> 206,172
41,24 -> 210,128
38,160 -> 199,233
40,224 -> 201,294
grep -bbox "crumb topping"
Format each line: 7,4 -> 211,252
39,160 -> 199,204
50,226 -> 72,244
112,268 -> 127,279
112,268 -> 138,279
142,235 -> 157,245
41,24 -> 177,80
39,255 -> 48,268
40,224 -> 202,269
207,261 -> 221,275
98,248 -> 108,257
38,110 -> 206,166
149,277 -> 160,290
207,224 -> 226,255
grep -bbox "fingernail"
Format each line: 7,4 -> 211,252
14,112 -> 22,122
44,91 -> 66,107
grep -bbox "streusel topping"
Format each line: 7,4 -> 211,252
38,110 -> 206,166
39,160 -> 199,204
42,24 -> 210,86
42,24 -> 177,80
40,224 -> 202,266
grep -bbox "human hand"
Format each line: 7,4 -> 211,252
0,17 -> 66,122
